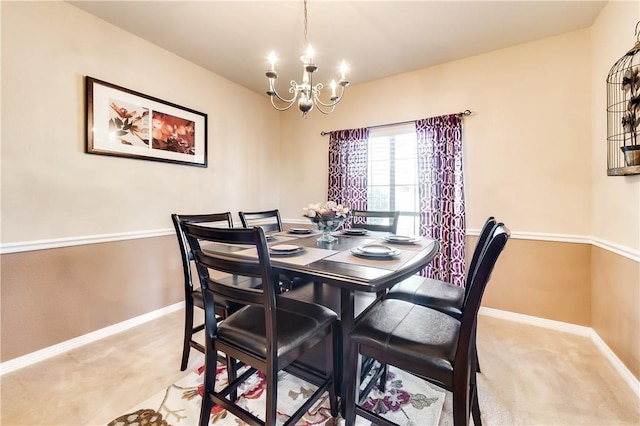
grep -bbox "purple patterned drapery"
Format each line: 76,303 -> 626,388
327,128 -> 370,212
416,114 -> 466,287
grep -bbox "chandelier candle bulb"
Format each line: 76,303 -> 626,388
306,45 -> 314,64
268,52 -> 276,72
331,80 -> 337,99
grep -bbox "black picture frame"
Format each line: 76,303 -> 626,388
85,76 -> 207,167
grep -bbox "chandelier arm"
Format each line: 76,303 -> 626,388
312,99 -> 336,115
269,96 -> 297,111
269,80 -> 299,104
312,84 -> 346,108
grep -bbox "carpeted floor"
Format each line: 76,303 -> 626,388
107,363 -> 445,426
2,311 -> 638,426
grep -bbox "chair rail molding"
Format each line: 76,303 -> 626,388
1,224 -> 639,263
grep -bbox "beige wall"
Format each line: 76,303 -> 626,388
589,0 -> 640,381
590,0 -> 640,250
1,1 -> 281,244
591,246 -> 640,379
481,238 -> 591,326
1,236 -> 183,361
0,2 -> 281,362
279,29 -> 592,234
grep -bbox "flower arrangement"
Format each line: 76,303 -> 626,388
303,201 -> 350,221
303,201 -> 350,242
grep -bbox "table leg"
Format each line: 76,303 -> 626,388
339,288 -> 355,416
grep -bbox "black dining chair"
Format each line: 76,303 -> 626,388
172,212 -> 260,371
386,216 -> 497,317
238,209 -> 283,233
239,208 -> 309,291
344,224 -> 510,426
350,210 -> 400,234
183,224 -> 340,426
384,216 -> 497,374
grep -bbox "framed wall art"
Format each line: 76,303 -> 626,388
85,76 -> 207,167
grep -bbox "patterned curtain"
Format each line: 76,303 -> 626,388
327,128 -> 370,213
416,114 -> 466,287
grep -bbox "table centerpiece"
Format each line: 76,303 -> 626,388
303,201 -> 350,243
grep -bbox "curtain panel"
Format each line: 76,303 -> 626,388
416,114 -> 466,287
327,128 -> 370,211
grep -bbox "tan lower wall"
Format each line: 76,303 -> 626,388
1,235 -> 637,382
591,246 -> 640,380
0,235 -> 183,362
480,237 -> 592,326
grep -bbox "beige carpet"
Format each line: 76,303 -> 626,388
107,363 -> 445,426
3,312 -> 638,426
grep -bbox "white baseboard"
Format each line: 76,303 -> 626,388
479,307 -> 640,398
0,302 -> 184,376
479,307 -> 592,335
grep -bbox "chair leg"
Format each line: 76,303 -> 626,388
379,363 -> 389,392
471,382 -> 482,426
226,353 -> 238,402
199,351 -> 216,426
181,301 -> 194,371
265,365 -> 278,426
452,370 -> 471,426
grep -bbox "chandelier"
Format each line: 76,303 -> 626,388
265,0 -> 349,118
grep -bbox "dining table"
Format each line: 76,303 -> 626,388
203,226 -> 439,406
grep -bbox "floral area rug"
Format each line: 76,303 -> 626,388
107,363 -> 445,426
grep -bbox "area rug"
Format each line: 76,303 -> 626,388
107,363 -> 445,426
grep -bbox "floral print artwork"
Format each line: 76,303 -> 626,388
107,100 -> 196,156
152,112 -> 196,155
108,99 -> 149,148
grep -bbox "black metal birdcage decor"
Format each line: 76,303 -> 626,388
606,23 -> 640,176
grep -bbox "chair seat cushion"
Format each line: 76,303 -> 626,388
350,299 -> 459,387
217,298 -> 338,360
386,275 -> 464,319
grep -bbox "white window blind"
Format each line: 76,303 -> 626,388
367,123 -> 420,235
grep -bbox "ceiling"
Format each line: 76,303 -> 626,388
68,1 -> 607,95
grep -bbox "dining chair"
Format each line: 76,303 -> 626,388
172,212 -> 260,371
385,216 -> 497,317
344,224 -> 510,426
350,210 -> 400,234
238,209 -> 283,233
239,208 -> 309,291
182,223 -> 339,426
384,216 -> 497,374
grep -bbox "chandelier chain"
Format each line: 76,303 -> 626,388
303,0 -> 308,45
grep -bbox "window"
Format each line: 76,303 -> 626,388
367,123 -> 419,235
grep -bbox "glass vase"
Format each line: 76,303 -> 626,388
311,217 -> 345,243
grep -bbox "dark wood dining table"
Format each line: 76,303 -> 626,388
266,229 -> 438,398
204,228 -> 439,406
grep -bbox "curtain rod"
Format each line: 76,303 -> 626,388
319,109 -> 472,136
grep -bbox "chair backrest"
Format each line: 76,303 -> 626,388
455,224 -> 510,368
238,209 -> 283,233
182,224 -> 279,346
171,212 -> 234,295
350,210 -> 400,233
464,216 -> 497,289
